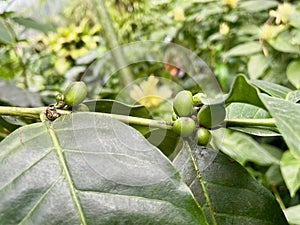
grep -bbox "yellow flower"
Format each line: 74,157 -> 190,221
221,0 -> 239,8
220,23 -> 230,36
259,24 -> 284,40
130,76 -> 172,108
173,7 -> 185,22
269,3 -> 295,24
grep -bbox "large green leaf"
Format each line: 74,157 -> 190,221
260,94 -> 300,159
225,74 -> 266,109
173,142 -> 288,225
212,129 -> 280,165
250,80 -> 291,99
0,113 -> 207,224
280,151 -> 300,197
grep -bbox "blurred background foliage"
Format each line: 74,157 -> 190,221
1,0 -> 300,95
1,0 -> 300,223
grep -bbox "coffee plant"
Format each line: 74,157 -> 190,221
1,0 -> 300,224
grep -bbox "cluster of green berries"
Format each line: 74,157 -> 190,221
47,81 -> 89,121
56,81 -> 89,111
172,90 -> 225,146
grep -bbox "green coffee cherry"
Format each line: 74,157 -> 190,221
197,104 -> 225,128
196,127 -> 211,146
193,93 -> 206,106
64,81 -> 87,107
75,103 -> 90,112
173,117 -> 196,137
173,90 -> 194,117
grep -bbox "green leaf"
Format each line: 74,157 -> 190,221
0,116 -> 21,132
223,42 -> 262,58
83,99 -> 151,118
226,103 -> 271,119
284,205 -> 300,225
247,54 -> 269,79
173,142 -> 288,225
268,31 -> 300,53
250,80 -> 291,99
225,103 -> 280,136
225,74 -> 266,109
260,94 -> 300,159
0,80 -> 42,107
286,90 -> 300,103
285,13 -> 300,29
212,128 -> 280,165
228,127 -> 280,137
0,18 -> 15,44
12,17 -> 55,33
0,113 -> 207,224
143,128 -> 179,156
265,164 -> 284,186
292,30 -> 300,45
280,151 -> 300,197
286,60 -> 300,89
239,0 -> 278,12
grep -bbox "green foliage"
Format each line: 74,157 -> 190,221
0,0 -> 300,224
0,113 -> 207,224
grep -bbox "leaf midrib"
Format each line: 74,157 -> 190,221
185,142 -> 217,225
48,126 -> 87,225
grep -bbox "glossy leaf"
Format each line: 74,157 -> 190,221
0,113 -> 207,224
239,0 -> 278,12
260,94 -> 300,159
280,151 -> 300,197
250,80 -> 291,99
173,142 -> 288,225
286,60 -> 300,89
212,128 -> 280,165
225,74 -> 266,109
83,99 -> 151,118
223,42 -> 262,58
